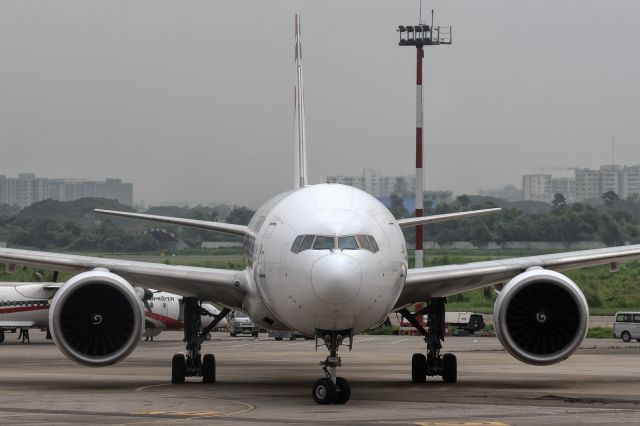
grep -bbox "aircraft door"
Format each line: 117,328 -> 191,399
160,297 -> 169,319
257,223 -> 278,283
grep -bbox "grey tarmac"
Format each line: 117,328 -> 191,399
0,331 -> 639,425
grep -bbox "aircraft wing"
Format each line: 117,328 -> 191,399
397,208 -> 501,227
396,244 -> 640,308
0,248 -> 246,309
95,209 -> 253,238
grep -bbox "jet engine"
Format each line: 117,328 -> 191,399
493,268 -> 588,365
49,270 -> 144,366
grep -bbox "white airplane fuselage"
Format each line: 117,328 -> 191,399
0,284 -> 55,329
241,184 -> 408,336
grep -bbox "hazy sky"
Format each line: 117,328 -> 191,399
1,1 -> 639,207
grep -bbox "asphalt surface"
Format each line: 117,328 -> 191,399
0,331 -> 639,425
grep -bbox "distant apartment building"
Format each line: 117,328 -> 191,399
479,185 -> 524,202
521,165 -> 640,204
522,174 -> 552,203
323,169 -> 416,198
550,177 -> 577,202
575,168 -> 601,201
574,165 -> 640,202
622,166 -> 640,199
0,173 -> 133,208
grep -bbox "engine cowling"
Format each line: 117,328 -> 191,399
493,268 -> 588,365
49,270 -> 144,366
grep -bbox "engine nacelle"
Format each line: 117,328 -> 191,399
49,270 -> 144,366
493,268 -> 588,365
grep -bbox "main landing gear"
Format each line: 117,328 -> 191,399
400,298 -> 457,384
312,330 -> 352,405
171,297 -> 230,384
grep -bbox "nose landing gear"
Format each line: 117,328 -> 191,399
312,330 -> 352,404
400,298 -> 457,384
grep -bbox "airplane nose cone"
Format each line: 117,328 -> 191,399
311,254 -> 362,304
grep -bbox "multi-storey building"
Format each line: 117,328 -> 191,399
522,174 -> 552,203
550,177 -> 577,202
575,168 -> 602,202
621,165 -> 640,199
0,174 -> 133,208
323,169 -> 416,198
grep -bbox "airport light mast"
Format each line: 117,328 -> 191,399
397,11 -> 451,269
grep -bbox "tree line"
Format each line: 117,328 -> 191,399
1,191 -> 638,252
389,191 -> 640,247
0,198 -> 255,252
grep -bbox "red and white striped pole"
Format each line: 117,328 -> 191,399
415,46 -> 424,268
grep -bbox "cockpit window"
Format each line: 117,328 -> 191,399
356,234 -> 371,251
290,235 -> 304,253
299,235 -> 315,252
291,234 -> 380,253
338,236 -> 359,250
366,235 -> 379,253
313,236 -> 335,250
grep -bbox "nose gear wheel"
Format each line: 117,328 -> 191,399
313,330 -> 353,404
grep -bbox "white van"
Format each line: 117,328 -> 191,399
613,312 -> 640,342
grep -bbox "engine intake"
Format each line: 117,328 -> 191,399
493,268 -> 588,365
49,270 -> 144,366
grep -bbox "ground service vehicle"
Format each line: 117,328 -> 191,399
230,316 -> 259,337
613,312 -> 640,342
445,312 -> 485,335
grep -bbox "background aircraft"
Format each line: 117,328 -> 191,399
143,291 -> 227,340
0,15 -> 639,405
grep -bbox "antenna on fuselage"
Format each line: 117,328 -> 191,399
294,13 -> 308,188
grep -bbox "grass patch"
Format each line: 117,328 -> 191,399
587,327 -> 614,339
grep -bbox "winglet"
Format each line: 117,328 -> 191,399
294,13 -> 308,188
397,208 -> 501,228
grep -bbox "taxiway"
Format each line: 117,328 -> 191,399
0,331 -> 639,425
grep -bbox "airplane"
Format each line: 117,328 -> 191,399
0,282 -> 225,343
0,14 -> 639,405
0,282 -> 55,343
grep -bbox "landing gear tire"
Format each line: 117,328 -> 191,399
622,331 -> 631,342
230,332 -> 236,337
171,353 -> 186,384
411,353 -> 427,383
334,377 -> 351,404
252,331 -> 259,337
202,354 -> 216,383
0,330 -> 4,344
312,378 -> 336,405
275,336 -> 282,341
442,353 -> 457,383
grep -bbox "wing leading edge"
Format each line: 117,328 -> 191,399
396,244 -> 640,308
94,209 -> 253,238
397,208 -> 501,228
0,248 -> 247,309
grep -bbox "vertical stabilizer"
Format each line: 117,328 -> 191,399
294,14 -> 308,188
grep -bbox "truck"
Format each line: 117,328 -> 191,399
229,315 -> 259,337
445,312 -> 485,335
